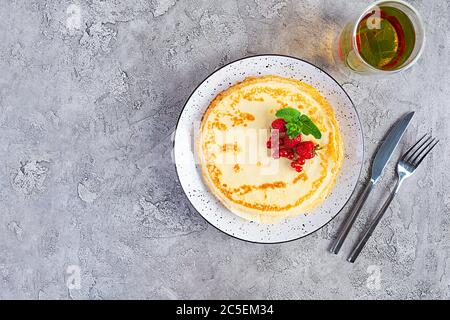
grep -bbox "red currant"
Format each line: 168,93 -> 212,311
279,148 -> 289,158
291,161 -> 302,168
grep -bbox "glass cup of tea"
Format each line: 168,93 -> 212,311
334,0 -> 425,74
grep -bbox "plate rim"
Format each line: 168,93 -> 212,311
173,53 -> 365,244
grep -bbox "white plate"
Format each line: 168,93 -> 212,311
174,54 -> 363,243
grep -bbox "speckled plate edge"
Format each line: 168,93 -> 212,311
173,54 -> 364,244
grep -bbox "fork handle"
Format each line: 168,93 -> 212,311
330,180 -> 374,254
347,180 -> 401,263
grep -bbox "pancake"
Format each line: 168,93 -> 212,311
197,75 -> 343,223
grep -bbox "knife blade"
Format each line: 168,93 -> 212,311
330,111 -> 414,254
370,111 -> 415,182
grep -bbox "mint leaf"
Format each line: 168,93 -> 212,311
299,114 -> 322,139
274,107 -> 321,140
286,122 -> 303,139
275,108 -> 301,123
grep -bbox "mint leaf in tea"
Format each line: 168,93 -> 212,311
356,6 -> 416,70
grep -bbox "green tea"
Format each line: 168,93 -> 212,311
356,6 -> 416,70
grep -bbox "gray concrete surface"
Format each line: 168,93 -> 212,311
0,0 -> 449,299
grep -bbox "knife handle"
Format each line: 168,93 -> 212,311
329,180 -> 374,254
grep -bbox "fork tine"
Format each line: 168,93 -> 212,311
402,133 -> 431,161
414,140 -> 439,167
410,137 -> 436,165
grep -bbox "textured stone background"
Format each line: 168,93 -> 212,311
0,0 -> 449,299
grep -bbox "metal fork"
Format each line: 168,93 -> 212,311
347,134 -> 439,263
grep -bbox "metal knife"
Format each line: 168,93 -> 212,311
330,111 -> 414,254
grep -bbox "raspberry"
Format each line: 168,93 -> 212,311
299,150 -> 314,160
271,119 -> 286,132
296,141 -> 316,160
279,134 -> 285,146
283,135 -> 302,148
298,141 -> 315,153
